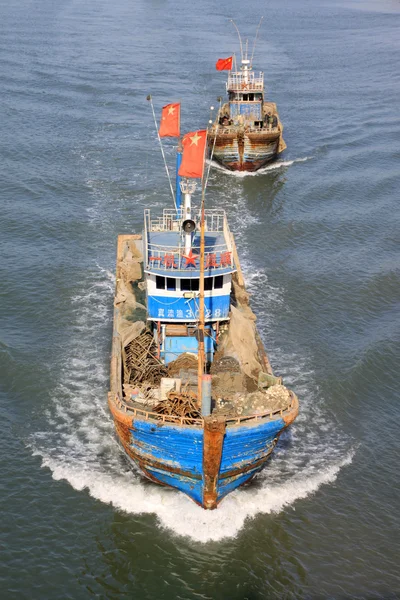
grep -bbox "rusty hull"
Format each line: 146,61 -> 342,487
108,391 -> 299,509
209,130 -> 282,172
202,416 -> 226,509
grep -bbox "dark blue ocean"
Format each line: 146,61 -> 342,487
1,0 -> 399,598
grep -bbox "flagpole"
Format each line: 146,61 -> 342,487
146,95 -> 177,211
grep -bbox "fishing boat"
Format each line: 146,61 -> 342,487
208,20 -> 286,172
108,101 -> 298,509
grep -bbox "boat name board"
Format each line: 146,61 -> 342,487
147,294 -> 230,321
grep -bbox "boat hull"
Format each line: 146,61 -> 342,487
209,131 -> 283,172
108,234 -> 299,509
109,392 -> 298,508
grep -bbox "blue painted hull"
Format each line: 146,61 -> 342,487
120,414 -> 287,507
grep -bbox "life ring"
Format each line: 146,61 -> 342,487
241,82 -> 248,90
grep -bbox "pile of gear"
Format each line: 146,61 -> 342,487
167,353 -> 198,377
153,389 -> 201,421
124,330 -> 167,386
214,384 -> 291,418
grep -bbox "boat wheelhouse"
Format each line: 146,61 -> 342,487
208,56 -> 286,171
144,198 -> 235,364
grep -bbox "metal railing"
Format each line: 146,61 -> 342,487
112,391 -> 297,427
227,71 -> 264,91
209,124 -> 279,135
145,208 -> 228,234
146,243 -> 233,271
145,208 -> 182,233
144,208 -> 234,271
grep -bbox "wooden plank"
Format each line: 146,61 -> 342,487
165,324 -> 188,337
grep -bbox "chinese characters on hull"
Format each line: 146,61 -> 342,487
156,307 -> 224,319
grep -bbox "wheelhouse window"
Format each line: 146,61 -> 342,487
156,275 -> 165,290
204,277 -> 213,291
214,275 -> 223,289
166,277 -> 176,291
180,276 -> 224,292
180,278 -> 199,292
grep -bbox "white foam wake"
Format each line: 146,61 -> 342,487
34,448 -> 353,543
206,156 -> 312,177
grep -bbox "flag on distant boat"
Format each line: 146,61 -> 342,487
178,130 -> 207,178
216,57 -> 233,71
159,103 -> 180,137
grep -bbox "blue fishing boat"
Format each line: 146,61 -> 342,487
208,20 -> 286,172
108,106 -> 298,509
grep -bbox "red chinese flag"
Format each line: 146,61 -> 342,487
178,130 -> 207,179
159,103 -> 180,137
216,56 -> 233,71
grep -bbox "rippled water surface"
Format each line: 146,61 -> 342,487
1,0 -> 399,598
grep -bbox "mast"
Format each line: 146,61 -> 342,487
197,186 -> 206,408
183,187 -> 193,254
173,125 -> 208,412
180,179 -> 196,254
176,139 -> 183,212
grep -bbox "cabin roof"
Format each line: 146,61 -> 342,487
144,208 -> 236,277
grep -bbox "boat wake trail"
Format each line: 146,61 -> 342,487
29,255 -> 354,542
206,156 -> 312,177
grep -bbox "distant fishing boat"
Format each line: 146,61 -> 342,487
108,99 -> 298,508
208,19 -> 286,172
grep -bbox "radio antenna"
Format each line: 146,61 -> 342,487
250,16 -> 264,66
230,19 -> 244,62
